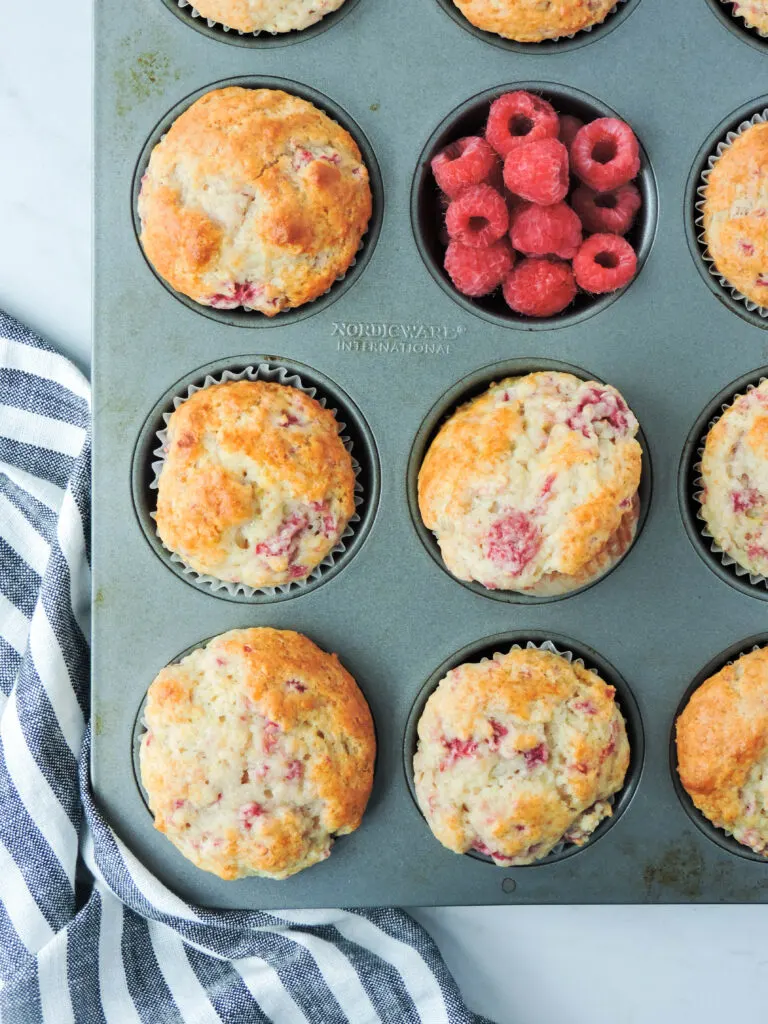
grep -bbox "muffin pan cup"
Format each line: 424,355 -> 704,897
403,632 -> 644,867
133,358 -> 378,602
95,0 -> 768,908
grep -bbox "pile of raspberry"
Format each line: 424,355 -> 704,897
431,90 -> 643,318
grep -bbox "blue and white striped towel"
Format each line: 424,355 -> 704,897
0,310 -> 493,1024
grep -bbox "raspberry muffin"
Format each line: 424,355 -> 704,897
702,121 -> 768,309
138,87 -> 372,316
189,0 -> 348,33
700,380 -> 768,579
139,627 -> 376,880
729,1 -> 768,35
418,371 -> 642,595
450,0 -> 618,42
413,646 -> 630,865
676,646 -> 768,857
155,379 -> 356,589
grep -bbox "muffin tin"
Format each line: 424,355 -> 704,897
94,0 -> 768,908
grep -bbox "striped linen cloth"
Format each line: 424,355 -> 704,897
0,310 -> 493,1024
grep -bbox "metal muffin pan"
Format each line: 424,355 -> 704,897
94,0 -> 768,907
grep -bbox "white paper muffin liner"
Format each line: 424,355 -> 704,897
695,108 -> 768,317
431,639 -> 622,863
719,0 -> 768,39
150,363 -> 364,597
692,377 -> 768,588
175,0 -> 347,36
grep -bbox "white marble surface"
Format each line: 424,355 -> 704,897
2,4 -> 767,1022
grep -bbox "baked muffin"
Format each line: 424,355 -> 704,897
139,627 -> 376,880
676,646 -> 768,857
189,0 -> 348,33
413,647 -> 629,865
155,379 -> 356,589
730,2 -> 768,35
702,121 -> 768,309
450,0 -> 617,42
700,380 -> 768,579
138,87 -> 372,316
418,372 -> 642,595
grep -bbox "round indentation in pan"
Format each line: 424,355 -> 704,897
411,82 -> 657,331
704,0 -> 768,52
131,356 -> 380,602
406,357 -> 653,604
159,0 -> 363,47
670,635 -> 768,863
685,96 -> 768,329
131,76 -> 383,327
431,0 -> 641,54
403,630 -> 644,867
678,367 -> 768,600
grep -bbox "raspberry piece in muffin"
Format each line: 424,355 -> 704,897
503,138 -> 570,205
444,239 -> 515,296
510,201 -> 583,259
431,136 -> 501,199
445,185 -> 510,247
417,371 -> 642,594
502,257 -> 577,317
571,182 -> 642,235
571,118 -> 640,191
485,91 -> 559,159
413,647 -> 630,865
573,234 -> 637,293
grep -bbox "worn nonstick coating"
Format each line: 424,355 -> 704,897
94,0 -> 768,907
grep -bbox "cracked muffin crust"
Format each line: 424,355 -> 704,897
139,627 -> 376,880
417,371 -> 642,595
702,122 -> 768,309
700,379 -> 768,578
138,87 -> 372,316
729,1 -> 768,35
450,0 -> 618,42
155,379 -> 356,589
189,0 -> 348,33
413,646 -> 630,865
676,646 -> 768,857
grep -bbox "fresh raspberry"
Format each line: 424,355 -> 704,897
431,136 -> 501,199
485,91 -> 560,159
502,258 -> 577,317
445,184 -> 509,247
558,114 -> 584,154
484,510 -> 541,574
509,201 -> 583,259
444,239 -> 515,296
503,138 -> 569,206
573,234 -> 637,293
571,182 -> 642,235
571,118 -> 641,191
